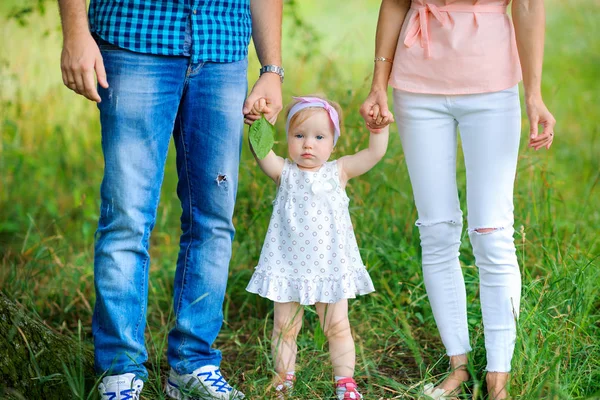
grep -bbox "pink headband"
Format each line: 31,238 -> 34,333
285,96 -> 341,146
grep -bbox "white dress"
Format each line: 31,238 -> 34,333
246,159 -> 375,305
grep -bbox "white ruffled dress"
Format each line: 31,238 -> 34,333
246,159 -> 375,305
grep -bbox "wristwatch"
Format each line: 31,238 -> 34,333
259,65 -> 285,82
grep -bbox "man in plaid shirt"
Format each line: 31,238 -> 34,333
58,1 -> 283,399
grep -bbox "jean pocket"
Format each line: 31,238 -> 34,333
197,58 -> 248,84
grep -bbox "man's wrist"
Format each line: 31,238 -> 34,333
260,65 -> 284,82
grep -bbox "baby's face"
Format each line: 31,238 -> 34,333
287,109 -> 335,171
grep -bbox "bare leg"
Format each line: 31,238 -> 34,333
486,372 -> 510,400
272,302 -> 304,384
435,354 -> 470,395
316,300 -> 355,378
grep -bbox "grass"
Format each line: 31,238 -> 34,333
1,0 -> 599,398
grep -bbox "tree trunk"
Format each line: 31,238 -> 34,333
0,292 -> 95,399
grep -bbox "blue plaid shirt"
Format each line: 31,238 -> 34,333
89,0 -> 252,63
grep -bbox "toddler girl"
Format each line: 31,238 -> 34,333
245,95 -> 389,399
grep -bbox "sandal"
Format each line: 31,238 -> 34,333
274,373 -> 295,399
423,382 -> 460,400
335,377 -> 363,400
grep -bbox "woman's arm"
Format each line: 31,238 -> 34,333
337,126 -> 389,185
512,0 -> 556,150
360,0 -> 411,131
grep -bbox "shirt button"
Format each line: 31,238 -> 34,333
193,9 -> 197,14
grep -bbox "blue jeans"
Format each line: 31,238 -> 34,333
92,41 -> 247,379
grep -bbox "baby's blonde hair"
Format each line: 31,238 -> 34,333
285,94 -> 344,134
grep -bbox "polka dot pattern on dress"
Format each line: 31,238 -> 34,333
246,159 -> 375,305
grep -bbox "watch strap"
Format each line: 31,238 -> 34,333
260,64 -> 284,82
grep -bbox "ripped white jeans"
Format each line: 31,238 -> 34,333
393,85 -> 522,372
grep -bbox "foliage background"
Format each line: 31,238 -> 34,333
1,0 -> 599,398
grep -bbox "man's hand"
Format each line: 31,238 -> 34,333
244,98 -> 269,125
243,73 -> 282,125
61,32 -> 108,102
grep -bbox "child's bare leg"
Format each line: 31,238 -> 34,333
316,300 -> 355,377
272,302 -> 304,383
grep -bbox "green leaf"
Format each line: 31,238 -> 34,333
249,115 -> 275,159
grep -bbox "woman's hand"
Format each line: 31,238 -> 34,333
526,95 -> 556,150
360,89 -> 394,133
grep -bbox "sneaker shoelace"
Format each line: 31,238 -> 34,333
197,368 -> 233,393
336,377 -> 362,399
103,388 -> 139,400
120,388 -> 139,400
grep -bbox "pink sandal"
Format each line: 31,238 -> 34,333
335,377 -> 363,400
274,373 -> 296,399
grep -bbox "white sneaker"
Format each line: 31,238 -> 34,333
98,373 -> 144,400
165,365 -> 245,400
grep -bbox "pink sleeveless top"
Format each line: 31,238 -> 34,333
389,0 -> 522,95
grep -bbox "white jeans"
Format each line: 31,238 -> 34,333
393,86 -> 522,372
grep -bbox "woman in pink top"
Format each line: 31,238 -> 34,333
360,0 -> 555,399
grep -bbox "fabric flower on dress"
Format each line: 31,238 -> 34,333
311,178 -> 338,197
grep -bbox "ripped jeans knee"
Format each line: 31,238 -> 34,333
417,220 -> 463,266
469,226 -> 504,235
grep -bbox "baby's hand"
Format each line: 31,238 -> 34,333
367,103 -> 394,133
368,124 -> 389,135
244,98 -> 272,125
360,90 -> 394,133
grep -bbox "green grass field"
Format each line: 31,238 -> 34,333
1,0 -> 599,399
